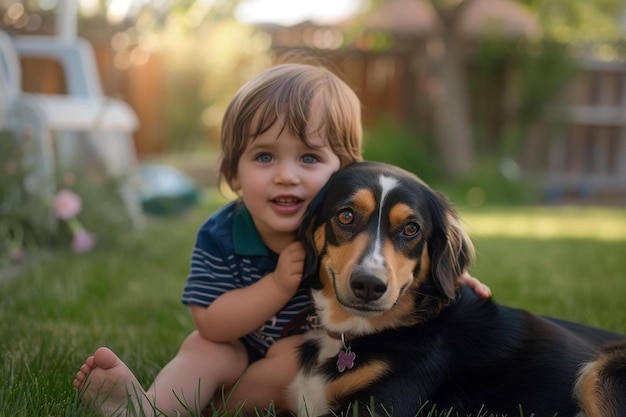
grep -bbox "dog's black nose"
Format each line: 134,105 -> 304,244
350,273 -> 387,302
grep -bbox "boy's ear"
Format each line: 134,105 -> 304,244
229,175 -> 240,191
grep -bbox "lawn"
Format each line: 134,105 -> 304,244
1,200 -> 625,416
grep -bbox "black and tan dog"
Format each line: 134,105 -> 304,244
288,161 -> 626,417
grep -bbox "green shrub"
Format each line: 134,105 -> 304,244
0,132 -> 137,269
434,156 -> 542,208
0,133 -> 56,265
362,119 -> 441,183
362,122 -> 540,206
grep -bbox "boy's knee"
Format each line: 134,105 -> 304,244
265,335 -> 304,360
179,331 -> 246,360
180,330 -> 210,350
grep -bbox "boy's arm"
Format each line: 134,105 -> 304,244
457,270 -> 491,298
191,241 -> 304,342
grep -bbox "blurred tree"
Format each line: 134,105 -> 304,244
73,0 -> 270,153
420,0 -> 624,179
126,0 -> 271,152
519,0 -> 625,42
427,0 -> 475,179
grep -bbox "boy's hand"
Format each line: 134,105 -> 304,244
457,270 -> 491,299
273,241 -> 305,295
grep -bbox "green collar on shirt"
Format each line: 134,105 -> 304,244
232,203 -> 269,256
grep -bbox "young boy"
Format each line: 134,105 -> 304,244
73,63 -> 490,417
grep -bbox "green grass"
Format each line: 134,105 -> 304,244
0,206 -> 211,417
464,206 -> 626,333
1,202 -> 625,416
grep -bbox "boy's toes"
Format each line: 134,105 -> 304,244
92,347 -> 120,369
73,359 -> 95,390
73,346 -> 150,416
84,355 -> 96,368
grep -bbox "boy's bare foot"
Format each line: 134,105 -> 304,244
73,347 -> 153,416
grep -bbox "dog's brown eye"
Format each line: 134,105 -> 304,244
337,208 -> 354,225
403,222 -> 420,237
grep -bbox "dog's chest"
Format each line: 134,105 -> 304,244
289,331 -> 343,417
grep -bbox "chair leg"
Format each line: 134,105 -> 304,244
15,103 -> 57,232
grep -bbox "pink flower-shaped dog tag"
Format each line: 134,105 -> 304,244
337,350 -> 356,373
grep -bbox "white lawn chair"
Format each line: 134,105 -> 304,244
0,30 -> 144,229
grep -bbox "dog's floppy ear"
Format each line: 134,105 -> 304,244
298,182 -> 329,289
426,191 -> 475,300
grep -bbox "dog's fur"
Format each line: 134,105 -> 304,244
288,161 -> 626,417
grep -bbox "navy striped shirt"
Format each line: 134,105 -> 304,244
181,200 -> 312,355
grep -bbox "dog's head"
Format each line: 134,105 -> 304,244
299,161 -> 474,335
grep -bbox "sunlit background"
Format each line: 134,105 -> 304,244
1,0 -> 626,247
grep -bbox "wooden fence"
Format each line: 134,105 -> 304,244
520,57 -> 626,201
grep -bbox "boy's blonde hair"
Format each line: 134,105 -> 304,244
218,63 -> 363,188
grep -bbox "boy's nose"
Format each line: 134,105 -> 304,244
274,162 -> 301,185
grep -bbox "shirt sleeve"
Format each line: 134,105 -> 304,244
181,221 -> 237,308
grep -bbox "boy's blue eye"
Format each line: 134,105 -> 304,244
256,153 -> 273,163
301,154 -> 319,164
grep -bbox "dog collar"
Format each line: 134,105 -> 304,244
325,330 -> 358,343
325,331 -> 358,373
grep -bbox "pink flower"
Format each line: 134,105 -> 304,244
9,246 -> 25,264
72,228 -> 96,253
53,189 -> 82,220
51,189 -> 95,254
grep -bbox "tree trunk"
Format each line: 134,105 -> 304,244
427,0 -> 475,178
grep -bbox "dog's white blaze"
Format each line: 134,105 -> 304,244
365,174 -> 398,270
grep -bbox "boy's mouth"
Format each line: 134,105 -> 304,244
272,197 -> 303,206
